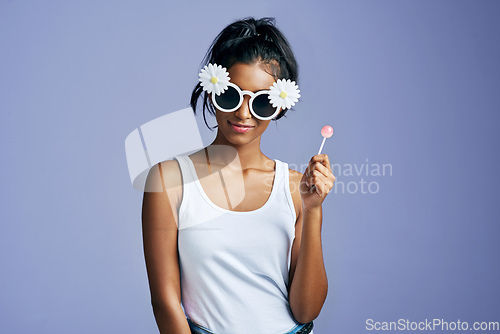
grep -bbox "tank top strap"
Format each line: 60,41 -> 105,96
278,160 -> 297,224
173,154 -> 201,228
173,155 -> 196,184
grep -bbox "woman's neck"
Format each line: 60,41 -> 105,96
208,132 -> 270,170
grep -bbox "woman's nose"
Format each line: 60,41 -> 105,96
234,96 -> 252,120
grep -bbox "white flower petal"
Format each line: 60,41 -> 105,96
198,63 -> 231,95
267,78 -> 300,110
214,84 -> 222,96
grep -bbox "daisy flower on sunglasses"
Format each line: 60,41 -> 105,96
199,63 -> 231,96
268,79 -> 301,110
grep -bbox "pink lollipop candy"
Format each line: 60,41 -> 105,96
321,125 -> 333,138
318,125 -> 333,154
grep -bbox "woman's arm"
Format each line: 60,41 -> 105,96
142,161 -> 191,334
288,154 -> 335,324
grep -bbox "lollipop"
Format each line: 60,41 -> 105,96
317,125 -> 333,154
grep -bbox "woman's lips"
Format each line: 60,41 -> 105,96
228,121 -> 255,133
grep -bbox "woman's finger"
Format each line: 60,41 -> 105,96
308,170 -> 334,195
309,154 -> 331,171
306,163 -> 335,185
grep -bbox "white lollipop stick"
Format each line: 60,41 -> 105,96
318,137 -> 326,155
317,125 -> 333,155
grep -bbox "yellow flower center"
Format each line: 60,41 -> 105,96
280,91 -> 288,99
210,76 -> 219,84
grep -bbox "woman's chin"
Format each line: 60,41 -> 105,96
217,128 -> 260,146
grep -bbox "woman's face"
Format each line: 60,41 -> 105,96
213,62 -> 279,146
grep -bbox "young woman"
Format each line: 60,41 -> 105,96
142,17 -> 335,334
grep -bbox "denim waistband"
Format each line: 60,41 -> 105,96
187,318 -> 314,334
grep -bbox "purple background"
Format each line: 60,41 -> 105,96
1,1 -> 499,333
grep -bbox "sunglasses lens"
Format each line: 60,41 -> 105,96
214,86 -> 240,111
252,94 -> 276,119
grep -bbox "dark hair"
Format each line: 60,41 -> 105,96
190,17 -> 299,130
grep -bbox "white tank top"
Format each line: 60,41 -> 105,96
174,154 -> 301,334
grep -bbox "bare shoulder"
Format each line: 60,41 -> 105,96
288,167 -> 304,221
144,159 -> 183,212
145,159 -> 182,189
288,167 -> 303,179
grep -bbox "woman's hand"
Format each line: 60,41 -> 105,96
300,154 -> 335,211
